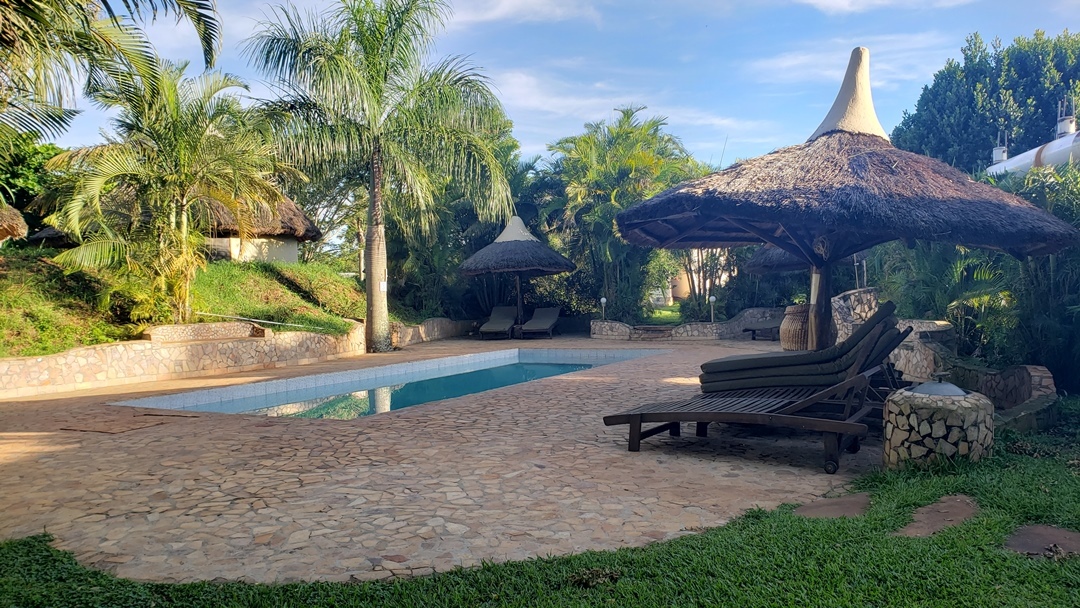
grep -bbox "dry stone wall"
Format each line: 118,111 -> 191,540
0,324 -> 366,399
393,318 -> 477,347
883,388 -> 994,469
142,322 -> 266,342
590,307 -> 784,341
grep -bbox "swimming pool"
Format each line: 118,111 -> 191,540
113,348 -> 665,417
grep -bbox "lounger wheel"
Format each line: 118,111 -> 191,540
845,438 -> 861,454
823,460 -> 839,475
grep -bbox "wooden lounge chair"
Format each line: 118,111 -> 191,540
521,307 -> 561,338
604,323 -> 895,474
479,306 -> 516,339
698,301 -> 900,392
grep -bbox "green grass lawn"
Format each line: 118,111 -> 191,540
3,400 -> 1079,607
644,304 -> 683,326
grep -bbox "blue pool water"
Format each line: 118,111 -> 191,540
113,348 -> 667,416
258,362 -> 591,420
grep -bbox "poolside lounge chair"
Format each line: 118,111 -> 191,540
697,301 -> 900,392
479,306 -> 517,339
604,323 -> 888,474
521,307 -> 561,338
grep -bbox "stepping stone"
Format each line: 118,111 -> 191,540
895,495 -> 978,538
793,492 -> 870,519
1006,525 -> 1080,559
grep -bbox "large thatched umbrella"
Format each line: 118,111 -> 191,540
460,216 -> 575,324
617,47 -> 1079,350
0,204 -> 28,243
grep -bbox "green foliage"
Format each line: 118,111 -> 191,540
892,30 -> 1080,172
545,106 -> 707,323
3,400 -> 1080,606
0,133 -> 61,231
41,60 -> 294,324
0,248 -> 131,357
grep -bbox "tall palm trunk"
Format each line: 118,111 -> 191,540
365,143 -> 391,352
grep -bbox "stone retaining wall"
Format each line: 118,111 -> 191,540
142,322 -> 267,342
590,307 -> 784,341
393,318 -> 477,347
0,324 -> 366,399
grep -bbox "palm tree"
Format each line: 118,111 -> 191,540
1,0 -> 220,237
1,0 -> 219,142
548,106 -> 704,322
245,0 -> 511,352
42,60 -> 295,322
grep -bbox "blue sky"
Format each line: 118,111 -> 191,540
58,0 -> 1078,166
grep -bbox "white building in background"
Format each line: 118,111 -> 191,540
987,100 -> 1080,176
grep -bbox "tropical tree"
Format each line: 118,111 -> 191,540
892,30 -> 1080,172
546,106 -> 706,322
1,0 -> 221,232
1,0 -> 220,148
42,60 -> 295,322
246,0 -> 512,352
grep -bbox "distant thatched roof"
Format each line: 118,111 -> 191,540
616,48 -> 1078,260
207,198 -> 322,242
0,204 -> 28,242
29,198 -> 322,245
744,245 -> 863,274
460,216 -> 575,277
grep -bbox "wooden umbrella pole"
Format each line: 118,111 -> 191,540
808,264 -> 833,351
515,273 -> 524,326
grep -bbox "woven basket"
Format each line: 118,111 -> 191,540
780,304 -> 810,351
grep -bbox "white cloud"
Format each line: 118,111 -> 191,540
792,0 -> 975,14
449,0 -> 602,25
748,32 -> 954,88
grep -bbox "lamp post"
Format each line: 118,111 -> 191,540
600,297 -> 607,321
709,295 -> 717,323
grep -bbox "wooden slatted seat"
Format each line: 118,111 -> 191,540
604,324 -> 888,474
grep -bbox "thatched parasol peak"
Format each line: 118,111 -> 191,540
494,215 -> 541,243
809,47 -> 889,141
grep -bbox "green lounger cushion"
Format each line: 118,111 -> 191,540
700,326 -> 902,393
699,301 -> 897,374
521,307 -> 560,332
699,326 -> 901,383
479,306 -> 517,333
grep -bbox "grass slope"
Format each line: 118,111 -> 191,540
192,262 -> 363,335
0,248 -> 129,358
2,402 -> 1079,607
0,251 -> 383,357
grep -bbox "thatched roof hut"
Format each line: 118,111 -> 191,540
0,204 -> 28,243
460,216 -> 575,277
206,198 -> 322,241
615,47 -> 1079,349
29,197 -> 322,246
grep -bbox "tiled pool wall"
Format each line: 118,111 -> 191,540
113,348 -> 668,413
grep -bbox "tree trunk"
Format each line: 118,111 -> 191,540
365,144 -> 392,353
808,264 -> 833,351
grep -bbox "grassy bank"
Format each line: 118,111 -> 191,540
0,249 -> 393,357
2,401 -> 1078,607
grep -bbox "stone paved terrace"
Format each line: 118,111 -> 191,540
0,337 -> 882,583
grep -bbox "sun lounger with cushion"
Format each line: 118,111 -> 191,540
521,307 -> 561,338
742,319 -> 781,340
479,306 -> 517,339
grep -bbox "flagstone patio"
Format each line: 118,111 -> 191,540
0,337 -> 881,583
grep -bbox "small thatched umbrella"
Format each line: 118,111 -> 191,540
0,204 -> 28,243
617,47 -> 1078,350
460,216 -> 575,324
